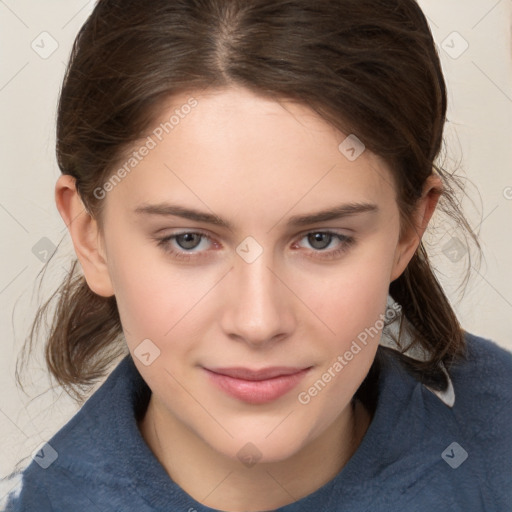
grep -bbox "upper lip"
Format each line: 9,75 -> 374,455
205,366 -> 311,381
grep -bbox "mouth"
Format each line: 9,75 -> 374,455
203,366 -> 312,404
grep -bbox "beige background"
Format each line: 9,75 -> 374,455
1,0 -> 511,478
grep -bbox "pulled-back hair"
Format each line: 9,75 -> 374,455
20,0 -> 480,401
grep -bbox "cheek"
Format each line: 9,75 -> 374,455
104,235 -> 194,348
291,234 -> 395,408
299,247 -> 394,339
294,266 -> 389,428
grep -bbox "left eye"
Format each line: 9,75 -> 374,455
170,232 -> 205,250
292,231 -> 355,260
298,232 -> 346,250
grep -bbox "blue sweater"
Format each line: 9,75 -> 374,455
2,331 -> 512,511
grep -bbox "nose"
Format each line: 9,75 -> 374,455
220,248 -> 296,347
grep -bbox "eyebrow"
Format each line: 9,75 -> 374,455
134,202 -> 379,230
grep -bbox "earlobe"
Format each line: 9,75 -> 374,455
55,174 -> 115,297
390,174 -> 443,283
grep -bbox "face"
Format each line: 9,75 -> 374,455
94,85 -> 411,463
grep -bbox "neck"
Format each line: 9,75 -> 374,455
139,396 -> 371,511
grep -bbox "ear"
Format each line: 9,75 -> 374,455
55,174 -> 115,297
389,173 -> 443,282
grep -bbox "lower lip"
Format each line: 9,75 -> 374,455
204,368 -> 311,404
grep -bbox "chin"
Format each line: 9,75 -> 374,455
207,427 -> 310,467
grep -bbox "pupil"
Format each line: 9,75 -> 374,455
178,233 -> 200,249
309,233 -> 331,250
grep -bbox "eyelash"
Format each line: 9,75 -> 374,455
154,230 -> 355,262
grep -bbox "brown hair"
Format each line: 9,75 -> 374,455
20,0 -> 480,401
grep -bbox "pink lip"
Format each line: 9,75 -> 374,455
204,366 -> 311,404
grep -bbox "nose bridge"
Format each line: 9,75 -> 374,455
223,240 -> 293,344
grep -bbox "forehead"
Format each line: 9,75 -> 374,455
104,86 -> 397,222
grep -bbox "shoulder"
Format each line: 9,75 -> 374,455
2,356 -> 146,512
463,329 -> 512,365
1,471 -> 53,512
358,331 -> 512,510
447,331 -> 512,507
450,331 -> 512,407
448,331 -> 512,442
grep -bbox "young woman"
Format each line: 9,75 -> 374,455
3,0 -> 511,510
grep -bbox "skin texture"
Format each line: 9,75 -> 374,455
55,85 -> 441,511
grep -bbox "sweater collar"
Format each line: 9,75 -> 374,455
379,294 -> 456,408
